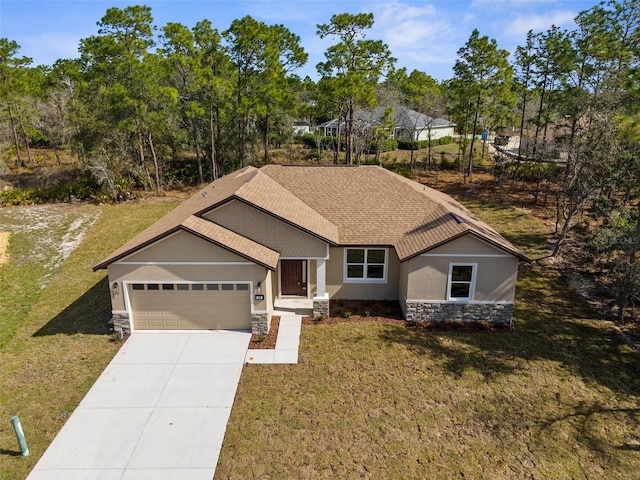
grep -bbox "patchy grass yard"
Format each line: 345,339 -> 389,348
0,201 -> 177,480
216,202 -> 640,479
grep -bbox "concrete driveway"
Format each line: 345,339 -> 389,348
27,330 -> 251,480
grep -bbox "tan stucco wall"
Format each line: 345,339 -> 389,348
108,263 -> 270,312
204,200 -> 328,258
325,247 -> 400,300
405,254 -> 519,302
404,234 -> 520,302
122,230 -> 249,263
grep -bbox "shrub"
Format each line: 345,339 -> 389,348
344,311 -> 352,318
372,139 -> 398,152
334,307 -> 343,317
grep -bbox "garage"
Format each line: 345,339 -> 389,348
127,282 -> 251,331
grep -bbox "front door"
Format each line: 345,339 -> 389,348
281,260 -> 306,295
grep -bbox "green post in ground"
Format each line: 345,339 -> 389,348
11,415 -> 29,456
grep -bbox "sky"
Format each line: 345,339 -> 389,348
0,0 -> 601,81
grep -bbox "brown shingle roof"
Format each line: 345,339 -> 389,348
181,216 -> 279,269
94,164 -> 529,270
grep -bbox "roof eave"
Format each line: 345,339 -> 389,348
398,230 -> 531,263
179,225 -> 279,270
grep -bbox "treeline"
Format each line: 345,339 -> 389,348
0,3 -> 639,316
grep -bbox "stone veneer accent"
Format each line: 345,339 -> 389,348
405,302 -> 514,324
313,298 -> 329,318
111,312 -> 131,335
252,313 -> 271,334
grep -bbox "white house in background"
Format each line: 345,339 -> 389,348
316,107 -> 456,142
292,121 -> 310,136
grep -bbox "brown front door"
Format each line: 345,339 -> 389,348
281,260 -> 306,295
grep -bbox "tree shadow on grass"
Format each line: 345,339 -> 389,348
33,277 -> 112,336
378,266 -> 640,398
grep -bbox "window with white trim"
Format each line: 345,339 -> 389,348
447,263 -> 477,300
344,248 -> 387,283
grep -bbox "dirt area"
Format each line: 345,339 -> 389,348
0,203 -> 101,286
0,232 -> 9,264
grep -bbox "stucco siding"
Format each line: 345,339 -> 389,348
325,247 -> 399,300
406,255 -> 518,302
205,200 -> 328,258
121,230 -> 247,263
108,263 -> 269,312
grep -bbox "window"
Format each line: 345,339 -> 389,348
236,284 -> 249,291
447,264 -> 477,301
162,284 -> 174,290
177,284 -> 189,291
147,284 -> 160,290
132,284 -> 144,291
207,284 -> 219,291
221,284 -> 234,291
192,284 -> 204,291
344,248 -> 387,283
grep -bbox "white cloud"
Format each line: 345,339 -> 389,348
376,1 -> 436,23
506,10 -> 577,35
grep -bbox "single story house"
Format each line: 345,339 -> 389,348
316,107 -> 456,142
94,165 -> 529,334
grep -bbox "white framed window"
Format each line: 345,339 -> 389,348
447,263 -> 477,301
344,248 -> 388,283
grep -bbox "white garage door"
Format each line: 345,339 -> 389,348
128,282 -> 251,331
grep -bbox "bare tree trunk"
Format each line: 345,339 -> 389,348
345,103 -> 353,165
467,101 -> 481,182
334,121 -> 342,165
263,112 -> 270,165
8,105 -> 22,167
17,112 -> 33,164
210,105 -> 218,181
191,118 -> 204,184
147,133 -> 161,194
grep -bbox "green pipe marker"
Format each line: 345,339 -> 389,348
11,416 -> 29,456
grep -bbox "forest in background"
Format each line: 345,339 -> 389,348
0,0 -> 639,321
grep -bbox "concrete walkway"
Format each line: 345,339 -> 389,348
245,315 -> 302,364
27,330 -> 251,480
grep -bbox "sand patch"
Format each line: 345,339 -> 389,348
0,232 -> 9,264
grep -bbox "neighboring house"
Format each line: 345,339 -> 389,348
292,121 -> 310,136
316,107 -> 456,142
94,165 -> 529,335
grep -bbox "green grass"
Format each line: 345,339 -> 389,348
0,201 -> 177,480
215,202 -> 640,479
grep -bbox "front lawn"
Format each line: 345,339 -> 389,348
216,202 -> 640,479
0,201 -> 177,480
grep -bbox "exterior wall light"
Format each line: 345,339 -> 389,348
112,282 -> 119,295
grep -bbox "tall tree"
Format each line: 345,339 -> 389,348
0,38 -> 32,167
316,12 -> 395,165
450,29 -> 514,180
224,16 -> 306,167
78,5 -> 176,193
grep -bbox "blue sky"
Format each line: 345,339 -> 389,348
0,0 -> 600,80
